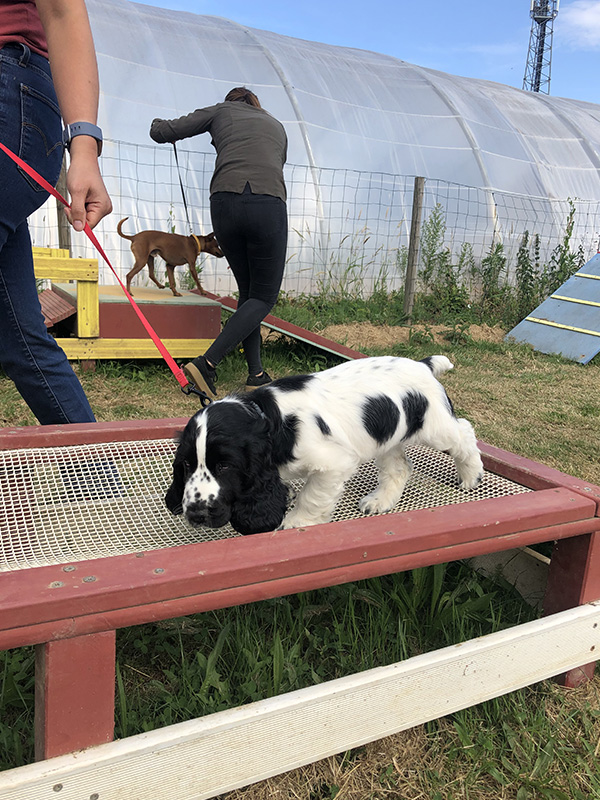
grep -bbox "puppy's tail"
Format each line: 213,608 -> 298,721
117,217 -> 134,241
421,355 -> 454,378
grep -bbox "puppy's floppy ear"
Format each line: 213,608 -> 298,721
229,405 -> 289,534
165,415 -> 199,515
230,467 -> 289,535
165,456 -> 186,515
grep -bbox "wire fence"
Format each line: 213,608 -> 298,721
29,138 -> 600,297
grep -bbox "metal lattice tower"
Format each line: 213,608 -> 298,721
523,1 -> 559,93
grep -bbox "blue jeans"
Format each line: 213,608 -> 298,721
0,44 -> 95,424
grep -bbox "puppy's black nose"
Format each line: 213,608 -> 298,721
185,500 -> 210,525
184,500 -> 230,530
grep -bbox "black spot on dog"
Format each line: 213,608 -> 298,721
420,356 -> 435,373
315,414 -> 331,436
275,413 -> 299,465
402,391 -> 429,439
271,374 -> 315,393
362,395 -> 400,445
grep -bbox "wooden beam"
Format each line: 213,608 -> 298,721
0,418 -> 188,450
33,257 -> 98,281
53,338 -> 214,360
0,489 -> 596,650
34,632 -> 116,761
75,281 -> 100,338
200,292 -> 367,361
544,531 -> 600,687
7,603 -> 600,797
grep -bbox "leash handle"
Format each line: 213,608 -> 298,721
0,139 -> 194,392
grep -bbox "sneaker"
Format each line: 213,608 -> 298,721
245,370 -> 272,391
183,356 -> 217,397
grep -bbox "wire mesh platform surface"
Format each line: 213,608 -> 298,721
0,439 -> 531,572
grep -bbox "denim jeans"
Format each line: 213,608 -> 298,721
206,184 -> 287,375
0,43 -> 95,424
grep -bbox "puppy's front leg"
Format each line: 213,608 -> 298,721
281,470 -> 348,529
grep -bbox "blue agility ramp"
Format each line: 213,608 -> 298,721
506,253 -> 600,364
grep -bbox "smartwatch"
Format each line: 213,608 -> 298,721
62,122 -> 103,156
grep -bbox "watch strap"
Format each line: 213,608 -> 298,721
62,122 -> 103,156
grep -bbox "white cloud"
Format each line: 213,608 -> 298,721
560,0 -> 600,49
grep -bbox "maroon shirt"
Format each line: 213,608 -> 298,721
0,0 -> 48,58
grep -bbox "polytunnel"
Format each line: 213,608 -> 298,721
31,0 -> 600,294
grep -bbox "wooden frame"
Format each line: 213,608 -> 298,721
32,247 -> 99,338
0,418 -> 599,791
32,249 -> 218,360
6,602 -> 600,800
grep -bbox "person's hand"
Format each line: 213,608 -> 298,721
150,118 -> 168,143
64,138 -> 112,230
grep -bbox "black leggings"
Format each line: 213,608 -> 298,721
204,185 -> 287,375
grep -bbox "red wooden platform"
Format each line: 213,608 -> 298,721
53,283 -> 221,340
0,419 -> 599,761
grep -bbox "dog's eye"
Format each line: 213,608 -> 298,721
215,463 -> 230,475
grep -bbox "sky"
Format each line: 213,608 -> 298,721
135,0 -> 600,105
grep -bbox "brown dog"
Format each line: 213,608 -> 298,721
117,217 -> 224,297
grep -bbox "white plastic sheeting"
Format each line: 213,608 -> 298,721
29,0 -> 600,293
86,0 -> 600,193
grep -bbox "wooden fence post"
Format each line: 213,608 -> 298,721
403,176 -> 425,322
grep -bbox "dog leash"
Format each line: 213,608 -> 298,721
172,142 -> 228,269
0,140 -> 213,407
172,143 -> 204,259
172,143 -> 200,240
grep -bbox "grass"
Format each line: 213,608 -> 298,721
0,297 -> 599,798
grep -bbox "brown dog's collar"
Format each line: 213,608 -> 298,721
191,233 -> 202,255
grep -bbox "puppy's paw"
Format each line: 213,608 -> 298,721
358,492 -> 394,516
281,509 -> 325,530
459,471 -> 484,491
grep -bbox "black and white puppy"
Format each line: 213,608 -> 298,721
165,355 -> 484,535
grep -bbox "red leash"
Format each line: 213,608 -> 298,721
0,141 -> 211,405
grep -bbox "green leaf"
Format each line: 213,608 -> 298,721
530,739 -> 555,779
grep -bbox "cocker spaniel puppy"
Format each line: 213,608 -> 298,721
165,355 -> 484,535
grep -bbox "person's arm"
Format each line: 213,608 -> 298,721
35,0 -> 112,230
150,106 -> 218,144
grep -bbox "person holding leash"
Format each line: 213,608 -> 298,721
150,87 -> 288,395
0,0 -> 112,424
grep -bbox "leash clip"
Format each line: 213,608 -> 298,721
181,382 -> 213,407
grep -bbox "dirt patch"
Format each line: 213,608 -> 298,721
316,322 -> 506,351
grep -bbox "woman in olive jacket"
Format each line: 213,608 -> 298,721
150,87 -> 288,395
